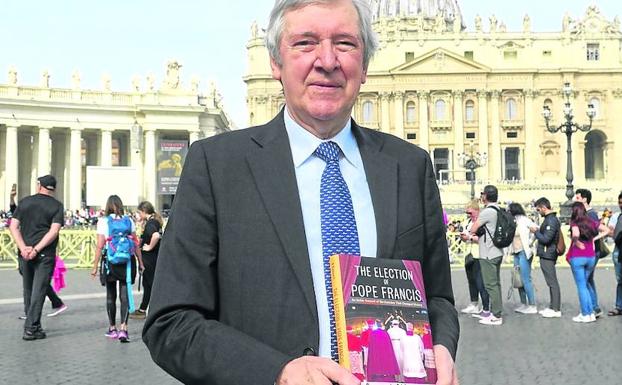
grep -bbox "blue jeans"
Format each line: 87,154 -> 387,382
569,257 -> 597,316
514,251 -> 535,305
587,257 -> 600,312
613,248 -> 622,310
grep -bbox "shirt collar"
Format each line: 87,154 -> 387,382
284,106 -> 361,169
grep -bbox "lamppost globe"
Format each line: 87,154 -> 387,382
458,143 -> 487,200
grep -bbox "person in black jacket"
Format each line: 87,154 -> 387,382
532,197 -> 562,318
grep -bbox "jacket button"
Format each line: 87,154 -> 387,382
302,347 -> 316,356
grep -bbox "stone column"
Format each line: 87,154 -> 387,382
453,90 -> 464,175
490,90 -> 502,181
69,127 -> 83,210
612,89 -> 622,180
144,128 -> 157,205
130,139 -> 144,203
100,128 -> 113,167
38,127 -> 51,176
380,92 -> 391,133
477,90 -> 489,181
393,91 -> 405,140
5,125 -> 18,206
524,90 -> 538,182
418,91 -> 429,151
189,130 -> 200,145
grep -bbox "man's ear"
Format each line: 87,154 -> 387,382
270,57 -> 282,81
361,66 -> 368,84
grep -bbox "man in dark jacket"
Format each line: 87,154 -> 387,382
532,197 -> 562,318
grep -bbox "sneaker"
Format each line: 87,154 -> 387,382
47,304 -> 68,317
572,313 -> 596,323
541,308 -> 562,318
479,315 -> 503,326
118,330 -> 130,343
594,308 -> 603,318
18,314 -> 27,320
471,310 -> 491,319
129,309 -> 146,320
23,328 -> 46,341
105,328 -> 118,339
514,304 -> 527,313
538,307 -> 551,315
517,305 -> 538,315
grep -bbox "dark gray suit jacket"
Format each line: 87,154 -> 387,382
143,111 -> 459,385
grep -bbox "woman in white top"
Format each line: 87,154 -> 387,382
90,195 -> 144,342
508,203 -> 538,314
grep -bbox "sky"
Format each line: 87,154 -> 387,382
1,0 -> 620,128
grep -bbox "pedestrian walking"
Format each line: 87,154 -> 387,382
459,199 -> 489,315
532,197 -> 562,318
91,195 -> 144,342
508,203 -> 538,314
8,175 -> 64,340
470,185 -> 504,326
130,201 -> 162,320
607,191 -> 622,316
567,202 -> 609,323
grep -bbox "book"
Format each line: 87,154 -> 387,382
329,254 -> 436,385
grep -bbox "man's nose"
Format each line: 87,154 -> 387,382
314,40 -> 340,72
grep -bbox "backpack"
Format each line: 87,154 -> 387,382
485,206 -> 516,248
105,215 -> 135,265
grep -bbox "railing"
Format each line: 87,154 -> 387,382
0,227 -> 601,269
0,229 -> 96,269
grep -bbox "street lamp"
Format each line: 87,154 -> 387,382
542,82 -> 595,222
458,143 -> 488,200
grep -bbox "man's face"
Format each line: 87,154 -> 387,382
270,0 -> 367,138
573,193 -> 587,205
535,206 -> 544,217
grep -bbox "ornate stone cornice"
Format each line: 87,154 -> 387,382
611,89 -> 622,98
452,90 -> 464,99
418,91 -> 429,100
490,90 -> 501,99
393,91 -> 404,99
380,91 -> 392,101
524,89 -> 539,99
477,89 -> 488,98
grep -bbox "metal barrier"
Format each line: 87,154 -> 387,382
0,227 -> 601,270
0,229 -> 96,269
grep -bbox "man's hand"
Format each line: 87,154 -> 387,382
276,356 -> 360,385
20,246 -> 33,260
434,344 -> 459,385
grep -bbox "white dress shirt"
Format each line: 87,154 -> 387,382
284,107 -> 377,358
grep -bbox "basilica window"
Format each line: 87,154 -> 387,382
433,148 -> 449,182
435,99 -> 446,120
406,101 -> 416,124
362,100 -> 374,123
587,44 -> 599,61
465,100 -> 475,122
505,98 -> 518,120
589,97 -> 600,118
504,147 -> 520,181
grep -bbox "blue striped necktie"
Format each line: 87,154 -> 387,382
315,141 -> 360,361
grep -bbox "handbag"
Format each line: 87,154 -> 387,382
464,252 -> 475,268
596,238 -> 611,259
511,265 -> 523,289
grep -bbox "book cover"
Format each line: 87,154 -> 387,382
329,254 -> 436,385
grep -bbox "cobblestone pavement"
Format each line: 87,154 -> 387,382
1,265 -> 621,385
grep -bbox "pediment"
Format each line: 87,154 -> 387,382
496,40 -> 526,49
390,48 -> 491,75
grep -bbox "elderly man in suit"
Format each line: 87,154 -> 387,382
143,1 -> 459,384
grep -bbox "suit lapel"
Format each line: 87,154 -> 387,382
246,114 -> 318,323
353,122 -> 398,259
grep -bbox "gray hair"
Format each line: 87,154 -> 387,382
265,0 -> 378,68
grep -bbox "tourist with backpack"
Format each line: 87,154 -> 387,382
129,201 -> 163,320
469,185 -> 508,326
532,197 -> 563,318
90,195 -> 144,342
